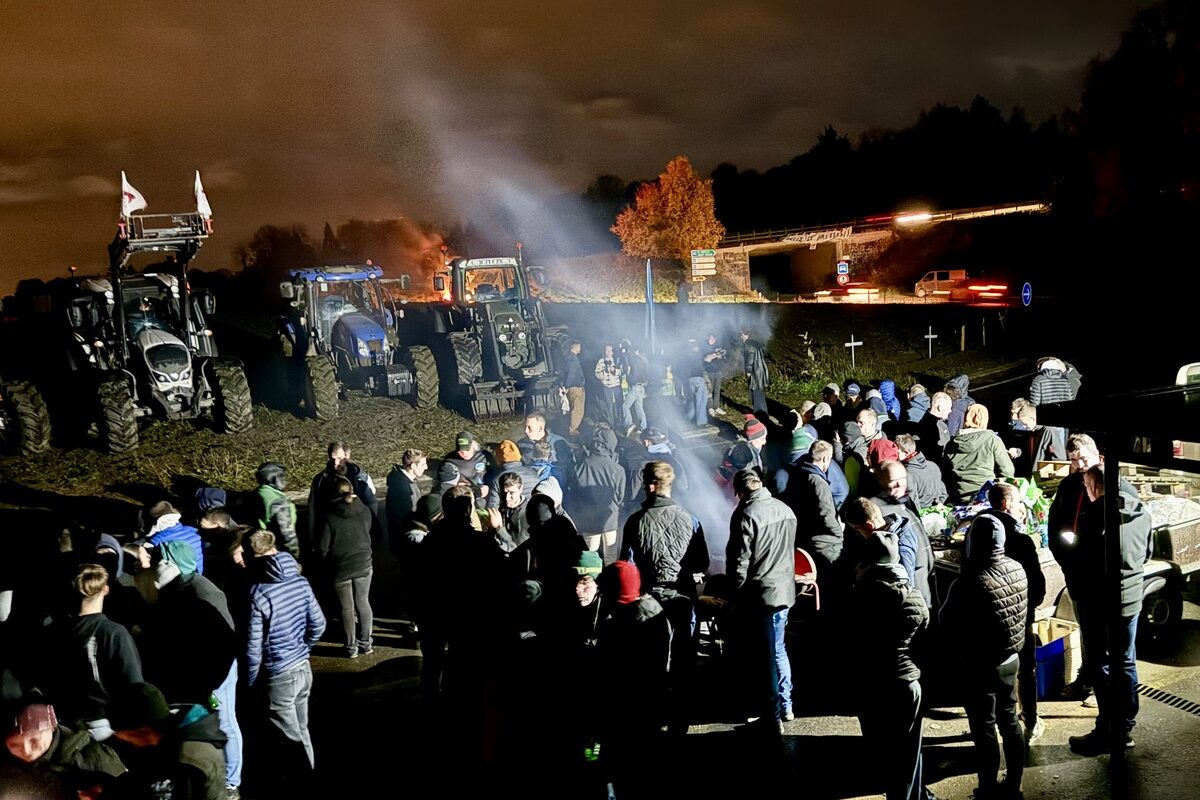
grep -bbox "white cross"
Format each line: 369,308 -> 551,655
925,326 -> 938,359
844,334 -> 863,369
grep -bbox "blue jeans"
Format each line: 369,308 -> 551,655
214,660 -> 243,788
622,383 -> 647,430
1078,602 -> 1139,734
266,660 -> 315,769
688,377 -> 708,426
772,608 -> 793,715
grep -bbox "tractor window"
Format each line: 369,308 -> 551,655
124,294 -> 172,338
464,267 -> 521,301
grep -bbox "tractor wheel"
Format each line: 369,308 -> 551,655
304,355 -> 339,421
451,336 -> 483,385
98,377 -> 139,454
406,345 -> 439,410
2,380 -> 51,455
212,363 -> 254,434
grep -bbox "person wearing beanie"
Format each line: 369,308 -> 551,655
728,468 -> 798,731
109,682 -> 227,800
436,461 -> 462,494
596,560 -> 672,795
940,514 -> 1029,797
718,416 -> 767,488
255,462 -> 300,560
624,428 -> 688,512
572,550 -> 605,607
2,700 -> 127,797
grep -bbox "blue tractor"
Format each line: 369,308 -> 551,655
279,265 -> 439,420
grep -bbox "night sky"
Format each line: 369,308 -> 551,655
0,1 -> 1150,289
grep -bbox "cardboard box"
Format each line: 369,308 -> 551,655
1034,618 -> 1082,700
1037,461 -> 1071,480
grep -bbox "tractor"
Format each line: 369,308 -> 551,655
279,265 -> 439,420
393,255 -> 565,418
0,374 -> 51,455
48,202 -> 253,453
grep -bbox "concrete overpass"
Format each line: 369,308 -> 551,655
713,201 -> 1048,294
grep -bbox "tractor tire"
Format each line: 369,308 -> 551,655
98,378 -> 139,454
406,345 -> 440,410
212,363 -> 254,434
304,355 -> 339,421
3,381 -> 51,455
451,336 -> 483,386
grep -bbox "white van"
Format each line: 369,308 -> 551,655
914,269 -> 968,297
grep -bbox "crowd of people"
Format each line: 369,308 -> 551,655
0,337 -> 1151,800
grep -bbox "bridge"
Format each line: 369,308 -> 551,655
711,201 -> 1049,295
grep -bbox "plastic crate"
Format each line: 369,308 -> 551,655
1034,618 -> 1082,700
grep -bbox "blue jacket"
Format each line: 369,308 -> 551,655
906,392 -> 930,424
148,520 -> 204,575
826,459 -> 849,510
879,380 -> 901,421
246,552 -> 325,685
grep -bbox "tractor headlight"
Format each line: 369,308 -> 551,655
518,331 -> 527,340
155,373 -> 170,383
498,333 -> 508,342
357,340 -> 371,358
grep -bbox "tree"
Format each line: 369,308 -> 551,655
611,156 -> 725,261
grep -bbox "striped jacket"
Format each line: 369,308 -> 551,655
1028,369 -> 1074,406
246,552 -> 325,685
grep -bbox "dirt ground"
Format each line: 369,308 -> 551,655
0,303 -> 1022,503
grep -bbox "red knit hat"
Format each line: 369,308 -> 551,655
744,415 -> 767,442
602,561 -> 642,605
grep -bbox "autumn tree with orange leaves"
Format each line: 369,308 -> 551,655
611,156 -> 725,262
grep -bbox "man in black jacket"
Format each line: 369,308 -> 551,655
1061,463 -> 1153,755
850,531 -> 934,800
740,329 -> 769,414
895,434 -> 948,510
728,469 -> 797,729
308,441 -> 379,552
986,482 -> 1048,743
940,515 -> 1028,798
572,427 -> 627,564
782,440 -> 842,580
386,449 -> 427,551
870,462 -> 935,608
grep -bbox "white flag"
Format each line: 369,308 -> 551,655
194,170 -> 213,220
120,171 -> 147,217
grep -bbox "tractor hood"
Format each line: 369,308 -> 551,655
135,328 -> 193,392
335,313 -> 387,344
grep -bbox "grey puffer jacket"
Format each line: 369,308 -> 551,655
728,487 -> 798,609
940,515 -> 1028,665
622,494 -> 709,596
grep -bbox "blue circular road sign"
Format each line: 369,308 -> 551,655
1021,282 -> 1032,307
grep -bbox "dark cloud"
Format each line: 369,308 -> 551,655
0,0 -> 1151,288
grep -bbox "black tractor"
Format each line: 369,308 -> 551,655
393,256 -> 565,418
0,374 -> 51,456
47,206 -> 253,453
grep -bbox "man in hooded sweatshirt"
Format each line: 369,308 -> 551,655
946,404 -> 1015,504
1,700 -> 127,798
850,529 -> 933,800
308,441 -> 379,553
1028,357 -> 1076,406
838,419 -> 870,497
895,434 -> 948,510
142,501 -> 204,576
940,515 -> 1028,799
245,530 -> 325,773
944,374 -> 973,437
572,426 -> 627,565
879,379 -> 902,421
905,384 -> 930,426
1064,464 -> 1153,756
316,476 -> 376,659
782,441 -> 843,581
255,463 -> 300,561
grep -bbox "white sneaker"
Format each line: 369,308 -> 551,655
707,408 -> 716,416
714,408 -> 727,416
1025,717 -> 1045,743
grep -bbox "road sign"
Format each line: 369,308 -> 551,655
1021,282 -> 1032,307
691,248 -> 717,278
836,273 -> 849,286
836,260 -> 849,275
